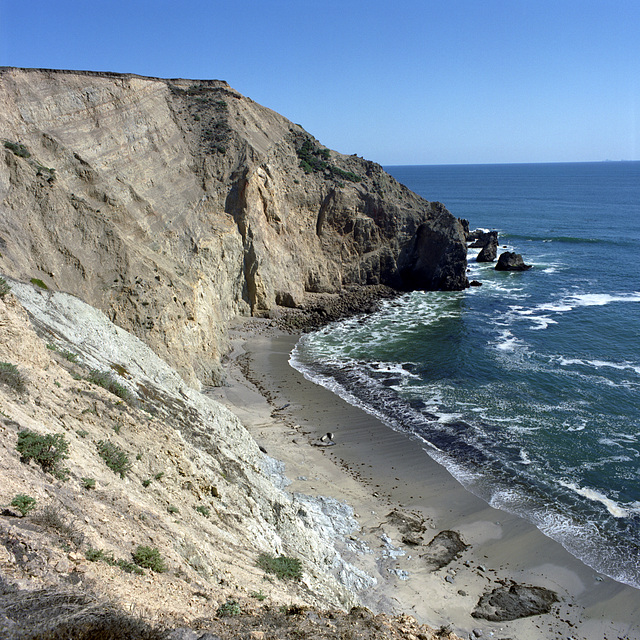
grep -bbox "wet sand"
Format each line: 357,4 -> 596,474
210,319 -> 640,640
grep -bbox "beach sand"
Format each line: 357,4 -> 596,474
209,318 -> 640,640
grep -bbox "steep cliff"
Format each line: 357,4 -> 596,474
0,68 -> 467,386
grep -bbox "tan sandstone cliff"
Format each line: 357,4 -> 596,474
0,67 -> 467,387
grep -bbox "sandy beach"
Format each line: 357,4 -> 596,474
209,318 -> 640,640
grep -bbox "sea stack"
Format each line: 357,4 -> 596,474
495,251 -> 532,271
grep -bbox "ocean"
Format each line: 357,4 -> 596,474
290,161 -> 640,589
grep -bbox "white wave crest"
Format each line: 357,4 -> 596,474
559,480 -> 630,518
570,292 -> 640,307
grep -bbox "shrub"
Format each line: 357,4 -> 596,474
61,350 -> 78,363
96,440 -> 131,478
132,546 -> 166,573
87,369 -> 134,403
0,277 -> 10,299
195,505 -> 210,517
0,362 -> 26,392
16,430 -> 69,478
81,477 -> 96,489
216,599 -> 241,617
167,505 -> 179,514
11,494 -> 36,517
154,471 -> 164,481
3,140 -> 30,158
142,478 -> 152,488
86,547 -> 144,574
257,553 -> 303,581
116,558 -> 144,574
85,547 -> 106,562
30,277 -> 48,290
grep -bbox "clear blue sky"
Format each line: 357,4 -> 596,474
1,0 -> 638,165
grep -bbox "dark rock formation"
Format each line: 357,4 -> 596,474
468,229 -> 497,248
476,241 -> 498,262
468,230 -> 498,262
495,251 -> 532,271
421,530 -> 468,570
472,583 -> 558,621
396,204 -> 469,291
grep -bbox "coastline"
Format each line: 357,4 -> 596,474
211,318 -> 640,640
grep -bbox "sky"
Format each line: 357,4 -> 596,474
1,0 -> 638,165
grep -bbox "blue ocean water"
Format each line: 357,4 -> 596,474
290,162 -> 640,588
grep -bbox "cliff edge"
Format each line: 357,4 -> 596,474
0,68 -> 467,386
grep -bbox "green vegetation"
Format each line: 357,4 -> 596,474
30,277 -> 48,290
167,505 -> 179,514
132,545 -> 166,573
3,140 -> 30,158
85,547 -> 106,562
85,547 -> 145,575
81,477 -> 96,490
331,166 -> 363,183
61,350 -> 78,363
153,471 -> 164,481
96,440 -> 131,478
35,163 -> 56,183
0,277 -> 11,299
16,429 -> 69,479
194,505 -> 210,517
0,361 -> 26,393
11,494 -> 36,517
87,369 -> 134,403
76,429 -> 89,438
296,139 -> 362,183
297,139 -> 331,174
250,590 -> 267,601
216,599 -> 241,617
116,558 -> 145,574
257,553 -> 303,581
142,478 -> 152,488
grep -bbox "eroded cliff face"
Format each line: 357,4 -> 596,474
0,68 -> 467,386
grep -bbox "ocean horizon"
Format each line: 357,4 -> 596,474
291,160 -> 640,589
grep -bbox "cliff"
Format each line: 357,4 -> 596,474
0,67 -> 467,387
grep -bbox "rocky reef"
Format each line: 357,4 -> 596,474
0,67 -> 468,388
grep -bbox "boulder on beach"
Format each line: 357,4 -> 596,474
422,530 -> 468,570
472,582 -> 558,621
495,251 -> 532,271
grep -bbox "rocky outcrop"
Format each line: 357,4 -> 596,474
468,230 -> 498,263
495,251 -> 532,271
0,68 -> 468,387
472,583 -> 558,621
422,530 -> 468,571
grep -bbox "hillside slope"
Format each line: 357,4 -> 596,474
0,282 -> 462,640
